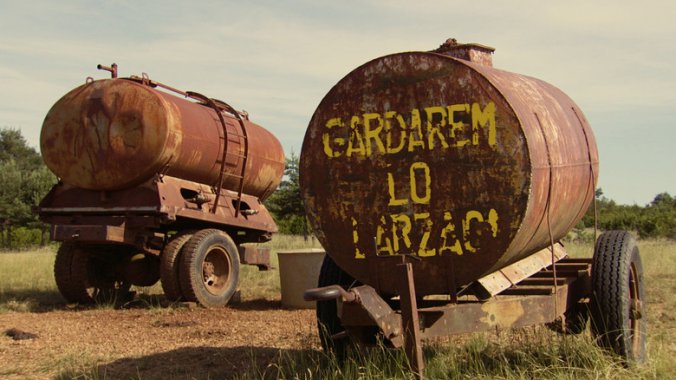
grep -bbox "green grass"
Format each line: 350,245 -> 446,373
0,246 -> 62,312
0,236 -> 673,379
240,325 -> 672,379
236,237 -> 676,379
239,332 -> 657,380
0,235 -> 322,311
238,234 -> 322,301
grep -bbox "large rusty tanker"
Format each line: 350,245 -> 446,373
302,40 -> 646,372
38,65 -> 285,307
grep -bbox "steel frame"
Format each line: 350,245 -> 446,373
306,256 -> 592,379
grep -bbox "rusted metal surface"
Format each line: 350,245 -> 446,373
304,285 -> 357,303
38,174 -> 278,252
237,246 -> 272,270
300,42 -> 598,296
52,224 -> 126,243
398,260 -> 424,379
97,63 -> 118,78
473,242 -> 567,299
417,290 -> 572,338
328,256 -> 591,343
316,256 -> 591,380
40,77 -> 285,201
432,38 -> 495,67
38,66 -> 284,309
339,285 -> 403,346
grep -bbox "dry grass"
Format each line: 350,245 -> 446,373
0,246 -> 62,312
0,236 -> 673,379
238,234 -> 322,301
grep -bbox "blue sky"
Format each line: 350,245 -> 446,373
1,1 -> 674,205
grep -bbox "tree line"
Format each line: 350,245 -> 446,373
577,189 -> 675,240
0,127 -> 673,249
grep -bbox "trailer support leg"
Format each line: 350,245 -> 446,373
398,261 -> 424,380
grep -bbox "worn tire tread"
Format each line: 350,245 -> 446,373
54,243 -> 80,302
591,230 -> 646,364
160,232 -> 194,301
179,229 -> 239,308
54,243 -> 96,303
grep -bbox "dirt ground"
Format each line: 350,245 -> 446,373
0,299 -> 319,379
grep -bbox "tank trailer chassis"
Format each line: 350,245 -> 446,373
306,244 -> 644,379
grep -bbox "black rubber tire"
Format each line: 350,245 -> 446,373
54,243 -> 131,304
591,230 -> 647,364
123,253 -> 160,287
316,255 -> 359,356
179,229 -> 240,308
160,232 -> 194,301
54,242 -> 82,302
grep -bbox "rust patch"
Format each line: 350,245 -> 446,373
300,49 -> 598,296
480,300 -> 525,328
40,78 -> 284,200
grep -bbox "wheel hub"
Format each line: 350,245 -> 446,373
203,261 -> 216,285
202,246 -> 231,294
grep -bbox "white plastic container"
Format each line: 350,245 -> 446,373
277,249 -> 326,309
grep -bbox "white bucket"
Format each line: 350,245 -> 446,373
277,249 -> 326,309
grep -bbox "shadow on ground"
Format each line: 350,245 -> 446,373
1,290 -> 177,313
229,299 -> 283,311
0,289 -> 64,312
55,346 -> 319,380
1,289 -> 292,314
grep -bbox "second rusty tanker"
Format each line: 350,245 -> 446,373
38,66 -> 285,307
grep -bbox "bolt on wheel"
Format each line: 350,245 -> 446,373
179,229 -> 240,308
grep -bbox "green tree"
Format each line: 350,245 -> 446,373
650,192 -> 674,208
0,159 -> 29,223
265,153 -> 307,235
0,127 -> 56,227
639,192 -> 676,239
0,128 -> 42,170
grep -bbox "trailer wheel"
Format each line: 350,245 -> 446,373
160,232 -> 194,301
179,229 -> 239,308
316,255 -> 360,356
122,253 -> 160,287
54,243 -> 131,304
54,242 -> 82,303
591,230 -> 646,364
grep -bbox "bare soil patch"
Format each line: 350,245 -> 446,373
0,299 -> 318,379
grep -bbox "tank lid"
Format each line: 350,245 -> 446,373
431,38 -> 495,67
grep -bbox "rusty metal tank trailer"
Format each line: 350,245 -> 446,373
301,39 -> 646,377
38,64 -> 285,308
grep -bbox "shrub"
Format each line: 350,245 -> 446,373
1,226 -> 47,249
